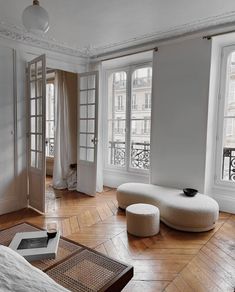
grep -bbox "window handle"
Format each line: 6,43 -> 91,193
91,137 -> 98,145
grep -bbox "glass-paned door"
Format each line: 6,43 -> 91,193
77,71 -> 98,196
106,65 -> 152,172
28,55 -> 46,212
130,67 -> 152,170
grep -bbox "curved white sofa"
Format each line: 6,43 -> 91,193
117,183 -> 219,232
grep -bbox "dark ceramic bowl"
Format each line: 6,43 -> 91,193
183,188 -> 198,197
47,229 -> 57,239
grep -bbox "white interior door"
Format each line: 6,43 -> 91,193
27,55 -> 46,212
77,71 -> 99,196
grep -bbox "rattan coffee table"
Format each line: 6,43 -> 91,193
0,222 -> 133,292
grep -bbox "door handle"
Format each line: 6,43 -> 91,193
91,137 -> 98,145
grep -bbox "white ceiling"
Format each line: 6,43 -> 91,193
1,0 -> 235,56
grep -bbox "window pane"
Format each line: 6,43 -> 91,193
31,99 -> 35,116
37,80 -> 42,97
87,119 -> 95,133
80,134 -> 86,147
88,105 -> 95,119
31,117 -> 36,133
80,148 -> 86,160
80,120 -> 87,132
107,71 -> 126,167
31,151 -> 36,167
80,76 -> 87,90
37,60 -> 42,79
222,118 -> 235,181
36,152 -> 42,169
30,63 -> 36,81
88,75 -> 95,89
130,67 -> 152,170
37,98 -> 43,115
80,91 -> 87,104
31,134 -> 36,150
30,82 -> 36,98
37,117 -> 42,133
87,134 -> 94,147
88,90 -> 95,104
87,148 -> 94,162
80,105 -> 87,119
108,121 -> 126,167
37,134 -> 42,151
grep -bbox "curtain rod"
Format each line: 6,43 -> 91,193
46,68 -> 55,73
203,29 -> 235,40
93,47 -> 158,62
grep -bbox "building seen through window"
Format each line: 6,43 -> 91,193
46,82 -> 55,157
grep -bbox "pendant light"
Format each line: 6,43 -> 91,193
22,0 -> 49,33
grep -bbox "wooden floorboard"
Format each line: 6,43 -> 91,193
0,179 -> 234,292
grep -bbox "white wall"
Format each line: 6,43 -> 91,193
150,38 -> 212,193
0,46 -> 16,213
15,50 -> 28,210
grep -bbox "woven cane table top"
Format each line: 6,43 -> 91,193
0,223 -> 133,291
46,249 -> 128,292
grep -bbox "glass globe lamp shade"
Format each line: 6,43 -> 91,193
22,1 -> 49,33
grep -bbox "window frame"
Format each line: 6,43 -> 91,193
215,45 -> 235,187
103,61 -> 152,175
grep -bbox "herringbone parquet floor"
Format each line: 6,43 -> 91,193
0,179 -> 235,291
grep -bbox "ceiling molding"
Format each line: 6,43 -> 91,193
1,10 -> 235,59
0,21 -> 91,58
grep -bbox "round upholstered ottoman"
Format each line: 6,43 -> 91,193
126,203 -> 160,237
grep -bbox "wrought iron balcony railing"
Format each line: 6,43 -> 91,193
108,144 -> 235,179
132,77 -> 152,88
109,141 -> 150,170
114,77 -> 152,90
222,147 -> 235,181
46,138 -> 54,157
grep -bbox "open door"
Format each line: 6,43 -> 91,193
27,55 -> 46,212
77,71 -> 99,196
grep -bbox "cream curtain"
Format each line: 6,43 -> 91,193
53,70 -> 77,190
